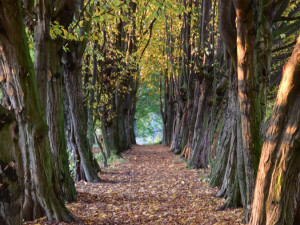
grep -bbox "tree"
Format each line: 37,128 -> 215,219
250,34 -> 300,225
33,0 -> 77,202
1,0 -> 299,223
0,0 -> 75,222
97,1 -> 136,155
97,0 -> 158,155
62,0 -> 101,182
186,0 -> 215,168
208,0 -> 293,221
233,0 -> 260,220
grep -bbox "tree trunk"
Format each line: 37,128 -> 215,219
182,79 -> 200,158
128,78 -> 138,145
0,107 -> 22,225
210,65 -> 243,210
169,107 -> 183,153
0,0 -> 74,221
161,71 -> 174,146
47,39 -> 77,201
61,0 -> 100,182
34,0 -> 76,202
250,35 -> 300,225
64,86 -> 86,181
234,0 -> 261,220
63,52 -> 101,182
87,51 -> 98,149
34,0 -> 49,111
189,78 -> 212,168
101,105 -> 122,157
171,103 -> 190,154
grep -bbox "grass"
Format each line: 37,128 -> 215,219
94,152 -> 126,168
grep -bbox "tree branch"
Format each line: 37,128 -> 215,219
274,16 -> 300,22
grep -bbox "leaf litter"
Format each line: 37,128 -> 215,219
26,145 -> 243,224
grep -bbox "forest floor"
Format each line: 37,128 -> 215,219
29,145 -> 243,225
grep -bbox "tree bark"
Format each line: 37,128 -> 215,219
210,64 -> 244,210
87,50 -> 97,149
189,78 -> 212,168
0,0 -> 75,221
63,52 -> 101,182
161,70 -> 174,146
47,38 -> 77,200
250,35 -> 300,225
234,0 -> 261,220
62,0 -> 101,182
0,107 -> 22,225
34,0 -> 76,202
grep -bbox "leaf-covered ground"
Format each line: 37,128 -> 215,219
29,145 -> 243,224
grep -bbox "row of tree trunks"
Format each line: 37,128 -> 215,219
99,0 -> 139,156
183,0 -> 214,169
164,0 -> 195,156
163,2 -> 183,154
100,68 -> 136,156
208,0 -> 292,222
188,77 -> 213,168
161,1 -> 297,224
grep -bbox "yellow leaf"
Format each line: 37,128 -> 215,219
93,35 -> 99,40
79,20 -> 84,27
68,33 -> 75,40
62,28 -> 68,36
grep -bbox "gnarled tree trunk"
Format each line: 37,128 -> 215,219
0,0 -> 74,222
63,52 -> 101,182
62,0 -> 101,182
34,0 -> 76,202
250,35 -> 300,225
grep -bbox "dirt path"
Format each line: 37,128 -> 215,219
34,145 -> 243,224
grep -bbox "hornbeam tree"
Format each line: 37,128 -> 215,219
250,35 -> 300,225
97,0 -> 158,156
234,0 -> 260,220
32,0 -> 77,202
0,0 -> 75,222
62,0 -> 101,182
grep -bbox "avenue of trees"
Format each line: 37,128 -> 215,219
0,0 -> 299,224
